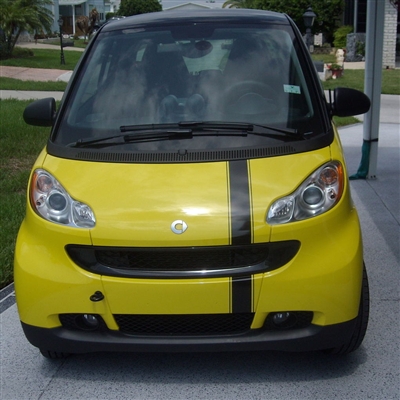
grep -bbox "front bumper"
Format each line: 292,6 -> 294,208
21,318 -> 356,354
14,198 -> 364,353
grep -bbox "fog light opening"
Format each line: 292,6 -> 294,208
76,314 -> 100,331
272,312 -> 297,329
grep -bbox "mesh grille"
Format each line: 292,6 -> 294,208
114,313 -> 255,335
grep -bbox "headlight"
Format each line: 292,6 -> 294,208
30,169 -> 96,228
267,161 -> 344,225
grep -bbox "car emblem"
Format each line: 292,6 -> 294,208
171,220 -> 188,234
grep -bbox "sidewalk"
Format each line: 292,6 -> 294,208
0,66 -> 73,82
0,65 -> 70,100
16,41 -> 85,52
1,43 -> 79,83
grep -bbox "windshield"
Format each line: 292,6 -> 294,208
54,21 -> 326,150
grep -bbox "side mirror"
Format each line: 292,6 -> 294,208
330,87 -> 371,117
23,98 -> 56,127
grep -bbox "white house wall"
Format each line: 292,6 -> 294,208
162,1 -> 224,10
383,0 -> 397,68
165,4 -> 212,10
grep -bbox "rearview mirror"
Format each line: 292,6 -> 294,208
23,98 -> 56,127
329,87 -> 371,117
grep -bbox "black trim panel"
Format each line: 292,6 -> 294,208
65,241 -> 300,279
46,135 -> 333,163
231,276 -> 252,313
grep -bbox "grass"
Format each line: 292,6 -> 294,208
0,77 -> 68,91
311,53 -> 400,95
0,47 -> 83,70
0,100 -> 49,289
42,38 -> 89,49
322,69 -> 400,94
312,53 -> 337,64
333,116 -> 360,127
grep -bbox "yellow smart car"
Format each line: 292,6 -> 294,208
15,10 -> 371,358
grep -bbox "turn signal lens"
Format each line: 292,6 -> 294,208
267,161 -> 344,225
267,197 -> 295,224
30,169 -> 95,228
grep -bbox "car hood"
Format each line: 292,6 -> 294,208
42,147 -> 330,247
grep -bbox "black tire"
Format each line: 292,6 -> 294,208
325,263 -> 370,355
39,349 -> 70,359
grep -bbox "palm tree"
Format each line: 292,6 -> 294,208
76,8 -> 99,43
222,0 -> 255,8
0,0 -> 53,58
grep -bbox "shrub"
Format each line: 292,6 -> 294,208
327,63 -> 343,71
333,25 -> 353,48
356,41 -> 365,56
118,0 -> 162,16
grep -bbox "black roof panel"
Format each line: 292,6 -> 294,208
101,9 -> 289,32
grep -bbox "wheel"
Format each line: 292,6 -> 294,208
325,263 -> 370,355
40,349 -> 70,359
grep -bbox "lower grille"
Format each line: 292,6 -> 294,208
114,313 -> 255,336
59,312 -> 313,336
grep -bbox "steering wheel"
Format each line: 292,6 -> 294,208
222,80 -> 275,117
224,81 -> 272,102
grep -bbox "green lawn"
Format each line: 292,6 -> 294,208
312,53 -> 337,64
0,47 -> 83,70
42,38 -> 89,49
0,100 -> 49,289
322,68 -> 400,94
0,77 -> 68,91
312,54 -> 400,95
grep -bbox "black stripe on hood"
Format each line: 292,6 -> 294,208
229,160 -> 253,314
229,160 -> 252,245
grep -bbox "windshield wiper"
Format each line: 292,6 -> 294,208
71,123 -> 252,148
70,128 -> 193,148
178,121 -> 303,137
118,122 -> 253,134
70,121 -> 305,148
252,124 -> 300,137
178,121 -> 254,131
71,129 -> 250,149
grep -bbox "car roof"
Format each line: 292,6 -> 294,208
101,9 -> 290,33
